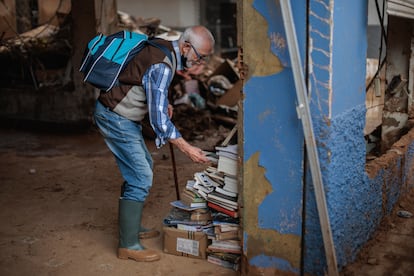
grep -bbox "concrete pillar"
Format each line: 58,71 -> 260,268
240,0 -> 306,274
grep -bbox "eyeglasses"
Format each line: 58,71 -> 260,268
185,41 -> 209,64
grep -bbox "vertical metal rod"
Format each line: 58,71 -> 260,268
169,143 -> 180,200
279,1 -> 339,275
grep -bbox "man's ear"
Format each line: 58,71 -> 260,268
182,42 -> 191,55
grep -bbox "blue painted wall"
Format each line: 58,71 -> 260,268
331,1 -> 368,114
304,0 -> 372,273
242,0 -> 414,275
305,0 -> 412,274
244,72 -> 303,236
242,0 -> 306,273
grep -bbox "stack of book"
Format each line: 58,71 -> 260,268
178,176 -> 236,218
207,252 -> 241,271
165,143 -> 241,270
206,171 -> 238,218
216,144 -> 238,178
180,180 -> 208,208
206,144 -> 239,218
187,144 -> 239,218
195,144 -> 241,271
164,202 -> 213,234
192,171 -> 220,199
206,213 -> 241,271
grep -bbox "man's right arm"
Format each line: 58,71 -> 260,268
169,137 -> 209,164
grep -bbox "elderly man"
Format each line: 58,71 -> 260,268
93,25 -> 215,262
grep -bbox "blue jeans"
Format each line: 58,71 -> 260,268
94,100 -> 153,202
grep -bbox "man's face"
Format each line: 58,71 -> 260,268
182,40 -> 212,73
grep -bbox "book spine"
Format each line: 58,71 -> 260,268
208,202 -> 238,218
208,193 -> 238,206
176,224 -> 202,232
190,202 -> 207,208
207,255 -> 238,270
214,187 -> 238,198
208,198 -> 237,211
215,230 -> 240,240
207,246 -> 242,254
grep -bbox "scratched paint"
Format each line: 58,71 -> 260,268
243,0 -> 283,77
242,0 -> 414,275
241,0 -> 306,273
244,153 -> 301,271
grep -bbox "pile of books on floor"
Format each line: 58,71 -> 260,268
163,143 -> 240,270
195,144 -> 239,218
206,212 -> 241,271
162,202 -> 213,259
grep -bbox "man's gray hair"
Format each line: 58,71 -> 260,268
179,26 -> 215,51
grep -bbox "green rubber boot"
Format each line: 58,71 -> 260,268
117,199 -> 160,262
120,183 -> 159,239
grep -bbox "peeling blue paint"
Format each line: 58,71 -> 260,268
304,0 -> 372,274
252,0 -> 307,67
243,0 -> 306,272
244,0 -> 413,274
244,70 -> 303,236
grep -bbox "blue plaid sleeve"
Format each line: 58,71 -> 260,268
143,63 -> 182,148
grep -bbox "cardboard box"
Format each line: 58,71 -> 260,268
207,59 -> 241,107
216,79 -> 242,107
163,227 -> 208,259
210,59 -> 240,84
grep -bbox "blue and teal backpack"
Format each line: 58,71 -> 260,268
79,30 -> 172,91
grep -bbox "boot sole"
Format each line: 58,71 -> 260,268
118,248 -> 161,262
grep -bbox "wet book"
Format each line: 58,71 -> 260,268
180,189 -> 207,208
208,201 -> 239,218
207,239 -> 242,254
207,192 -> 238,208
207,254 -> 240,271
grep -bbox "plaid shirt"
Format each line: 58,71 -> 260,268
142,41 -> 182,148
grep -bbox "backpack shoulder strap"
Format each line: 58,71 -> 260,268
146,39 -> 176,80
146,40 -> 175,67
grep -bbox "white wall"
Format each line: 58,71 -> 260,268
368,0 -> 387,26
117,0 -> 200,28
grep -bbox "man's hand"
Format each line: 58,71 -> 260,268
183,145 -> 209,163
169,137 -> 209,163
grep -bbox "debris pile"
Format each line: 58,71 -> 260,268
0,10 -> 240,143
0,17 -> 72,89
165,56 -> 240,145
120,13 -> 241,145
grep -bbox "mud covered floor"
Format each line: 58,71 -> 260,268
0,127 -> 413,276
0,127 -> 237,276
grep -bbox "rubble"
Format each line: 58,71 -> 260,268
0,9 -> 241,144
166,56 -> 240,143
0,14 -> 71,89
117,12 -> 241,144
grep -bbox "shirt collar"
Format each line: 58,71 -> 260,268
172,40 -> 183,71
